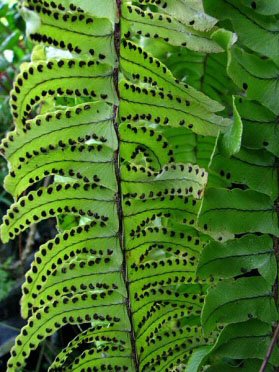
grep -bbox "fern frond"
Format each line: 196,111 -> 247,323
199,188 -> 279,241
236,97 -> 279,157
202,277 -> 278,334
120,39 -> 224,112
198,234 -> 276,285
121,2 -> 223,53
205,0 -> 279,58
21,0 -> 117,62
1,0 -> 254,370
197,1 -> 279,369
228,47 -> 279,115
10,58 -> 117,127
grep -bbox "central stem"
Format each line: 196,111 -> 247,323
113,1 -> 139,369
260,161 -> 279,371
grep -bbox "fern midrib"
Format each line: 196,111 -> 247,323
114,1 -> 139,369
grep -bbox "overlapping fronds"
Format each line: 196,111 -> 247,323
1,0 -> 277,371
196,1 -> 279,370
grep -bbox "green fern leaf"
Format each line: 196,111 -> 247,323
10,58 -> 117,127
21,0 -> 117,62
136,0 -> 217,32
199,188 -> 279,241
202,277 -> 278,334
204,0 -> 279,57
236,97 -> 279,157
240,0 -> 279,15
3,0 -> 275,370
210,319 -> 279,367
122,2 -> 223,53
198,234 -> 276,285
228,47 -> 279,115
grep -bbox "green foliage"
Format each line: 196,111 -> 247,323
0,0 -> 278,371
0,258 -> 15,301
196,0 -> 279,370
0,0 -> 32,223
0,0 -> 31,134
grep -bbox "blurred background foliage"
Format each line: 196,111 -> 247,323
0,0 -> 31,217
0,1 -> 33,370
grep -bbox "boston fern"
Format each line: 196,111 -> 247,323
1,0 -> 278,371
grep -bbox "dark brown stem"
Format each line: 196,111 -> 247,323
273,161 -> 279,310
259,323 -> 279,372
273,235 -> 279,310
113,1 -> 139,369
260,163 -> 279,371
